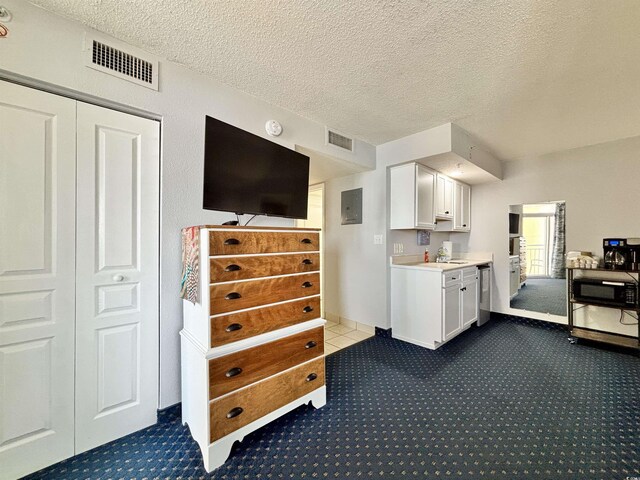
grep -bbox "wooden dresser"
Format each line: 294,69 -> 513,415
180,225 -> 326,472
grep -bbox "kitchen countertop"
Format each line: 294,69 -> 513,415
390,252 -> 493,272
390,258 -> 492,272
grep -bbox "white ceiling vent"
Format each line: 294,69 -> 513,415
84,35 -> 158,90
326,127 -> 354,153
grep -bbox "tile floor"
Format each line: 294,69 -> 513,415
324,320 -> 374,354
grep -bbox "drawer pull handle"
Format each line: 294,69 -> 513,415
225,367 -> 243,378
224,264 -> 241,272
300,238 -> 312,244
305,341 -> 317,349
302,259 -> 313,265
301,281 -> 313,288
303,306 -> 314,313
225,323 -> 243,332
224,238 -> 240,245
306,373 -> 318,382
445,210 -> 450,214
463,224 -> 467,227
225,292 -> 242,300
226,407 -> 244,419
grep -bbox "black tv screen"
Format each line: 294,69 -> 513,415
203,116 -> 310,219
509,213 -> 520,235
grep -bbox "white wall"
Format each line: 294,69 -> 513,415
0,0 -> 376,408
323,130 -> 457,329
459,135 -> 640,322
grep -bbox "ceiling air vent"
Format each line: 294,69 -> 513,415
84,36 -> 158,90
326,127 -> 354,153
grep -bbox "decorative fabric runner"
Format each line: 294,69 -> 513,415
180,226 -> 200,304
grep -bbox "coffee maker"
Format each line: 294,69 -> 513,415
603,238 -> 640,270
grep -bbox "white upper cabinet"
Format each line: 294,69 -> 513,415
390,163 -> 436,230
452,181 -> 471,232
435,174 -> 454,219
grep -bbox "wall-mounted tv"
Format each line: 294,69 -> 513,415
509,213 -> 520,235
203,116 -> 310,219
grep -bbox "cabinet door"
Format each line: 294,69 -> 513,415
453,182 -> 471,231
509,260 -> 519,297
415,165 -> 436,229
75,103 -> 160,454
462,277 -> 478,327
443,284 -> 462,341
435,174 -> 454,219
0,81 -> 76,478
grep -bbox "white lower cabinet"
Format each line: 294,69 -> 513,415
443,283 -> 462,341
461,274 -> 479,327
509,256 -> 520,299
391,266 -> 479,349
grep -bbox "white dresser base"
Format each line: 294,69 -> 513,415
180,332 -> 326,473
188,387 -> 326,472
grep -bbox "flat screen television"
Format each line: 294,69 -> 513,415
203,116 -> 310,219
509,213 -> 520,235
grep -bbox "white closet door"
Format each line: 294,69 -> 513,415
75,103 -> 160,453
0,81 -> 76,478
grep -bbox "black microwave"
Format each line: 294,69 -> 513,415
572,278 -> 637,307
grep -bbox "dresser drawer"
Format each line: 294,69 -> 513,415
209,357 -> 325,442
210,273 -> 320,315
211,296 -> 321,347
210,253 -> 320,283
209,231 -> 319,255
209,327 -> 323,399
443,270 -> 463,287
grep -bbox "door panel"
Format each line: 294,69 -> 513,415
75,103 -> 159,454
462,279 -> 478,327
443,284 -> 461,341
0,81 -> 76,478
416,165 -> 435,228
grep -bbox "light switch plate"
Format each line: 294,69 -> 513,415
374,235 -> 383,245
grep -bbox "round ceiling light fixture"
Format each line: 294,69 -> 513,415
265,120 -> 283,137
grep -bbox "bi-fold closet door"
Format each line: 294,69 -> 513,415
0,80 -> 160,479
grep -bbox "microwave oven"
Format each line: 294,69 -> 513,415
572,278 -> 637,307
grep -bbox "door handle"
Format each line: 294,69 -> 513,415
113,274 -> 125,282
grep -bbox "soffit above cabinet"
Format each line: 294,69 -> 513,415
379,123 -> 503,185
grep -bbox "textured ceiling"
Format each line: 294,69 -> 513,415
28,0 -> 640,159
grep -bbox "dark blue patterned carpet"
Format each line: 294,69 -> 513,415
23,316 -> 639,480
510,278 -> 567,316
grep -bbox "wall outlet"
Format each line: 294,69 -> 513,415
393,243 -> 404,254
373,234 -> 383,245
